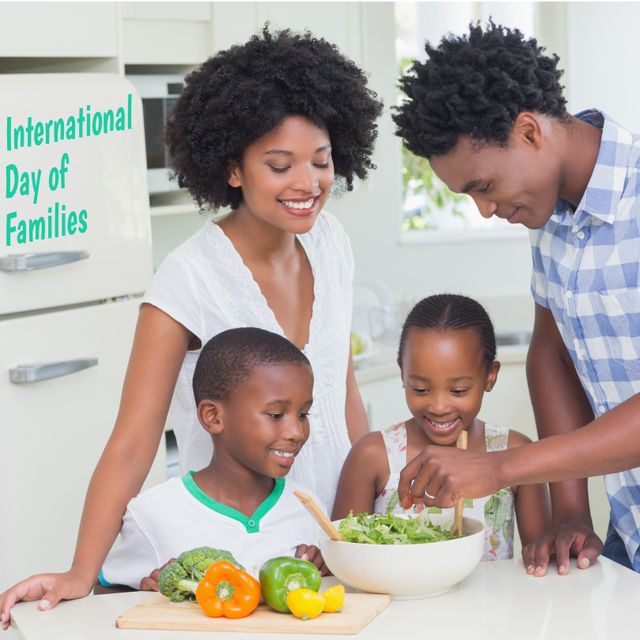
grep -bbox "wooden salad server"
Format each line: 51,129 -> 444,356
453,430 -> 468,537
293,489 -> 344,541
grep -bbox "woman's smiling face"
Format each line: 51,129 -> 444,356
228,115 -> 335,233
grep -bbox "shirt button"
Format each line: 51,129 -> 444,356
566,290 -> 573,298
576,231 -> 585,240
598,404 -> 606,413
248,519 -> 256,528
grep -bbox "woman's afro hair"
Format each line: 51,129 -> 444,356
165,25 -> 383,210
393,21 -> 569,158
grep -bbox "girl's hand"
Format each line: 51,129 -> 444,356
139,558 -> 176,592
295,544 -> 331,576
0,569 -> 94,630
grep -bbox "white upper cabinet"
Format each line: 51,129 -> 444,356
211,2 -> 363,63
0,2 -> 118,58
122,2 -> 213,65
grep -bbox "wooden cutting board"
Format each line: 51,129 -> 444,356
116,592 -> 391,634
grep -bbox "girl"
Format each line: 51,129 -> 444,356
332,294 -> 550,560
0,26 -> 382,625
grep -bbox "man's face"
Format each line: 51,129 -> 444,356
429,119 -> 562,230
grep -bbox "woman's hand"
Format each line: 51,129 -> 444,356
0,569 -> 94,630
295,544 -> 330,576
397,446 -> 504,509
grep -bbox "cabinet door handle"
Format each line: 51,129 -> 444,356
0,251 -> 89,272
9,358 -> 98,384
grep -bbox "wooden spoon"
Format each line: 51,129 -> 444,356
293,489 -> 344,541
453,430 -> 468,537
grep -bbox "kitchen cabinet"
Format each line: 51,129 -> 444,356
0,3 -> 119,59
122,6 -> 213,65
209,2 -> 363,64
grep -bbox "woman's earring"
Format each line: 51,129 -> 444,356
485,386 -> 492,392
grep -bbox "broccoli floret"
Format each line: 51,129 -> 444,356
158,546 -> 244,602
177,546 -> 245,581
157,562 -> 199,602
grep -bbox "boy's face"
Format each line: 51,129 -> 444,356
429,113 -> 562,230
211,362 -> 314,478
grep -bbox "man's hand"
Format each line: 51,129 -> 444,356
522,518 -> 603,576
397,446 -> 504,509
295,544 -> 330,576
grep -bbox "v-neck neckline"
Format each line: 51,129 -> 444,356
182,472 -> 285,534
209,221 -> 317,353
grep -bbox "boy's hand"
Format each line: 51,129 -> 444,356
139,558 -> 176,592
0,570 -> 94,630
295,544 -> 330,576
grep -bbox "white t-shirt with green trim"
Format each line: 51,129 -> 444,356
100,473 -> 326,589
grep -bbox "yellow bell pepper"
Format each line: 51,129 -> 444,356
285,588 -> 325,620
322,584 -> 345,613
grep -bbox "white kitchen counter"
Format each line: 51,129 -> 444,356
11,558 -> 640,639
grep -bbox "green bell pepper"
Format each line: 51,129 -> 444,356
259,556 -> 322,613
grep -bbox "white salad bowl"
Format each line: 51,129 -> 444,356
319,513 -> 484,599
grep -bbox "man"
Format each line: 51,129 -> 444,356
393,21 -> 640,575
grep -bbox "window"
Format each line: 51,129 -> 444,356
395,2 -> 534,239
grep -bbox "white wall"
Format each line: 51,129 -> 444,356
325,3 -> 534,328
564,2 -> 640,131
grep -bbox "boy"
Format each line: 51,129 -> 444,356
99,327 -> 327,589
393,22 -> 640,575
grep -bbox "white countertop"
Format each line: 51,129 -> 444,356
11,558 -> 640,639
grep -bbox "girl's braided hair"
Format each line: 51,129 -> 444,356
398,294 -> 496,368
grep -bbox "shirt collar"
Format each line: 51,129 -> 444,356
572,109 -> 632,224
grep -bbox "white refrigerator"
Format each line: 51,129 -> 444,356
0,74 -> 165,591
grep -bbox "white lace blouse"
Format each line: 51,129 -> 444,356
143,212 -> 354,509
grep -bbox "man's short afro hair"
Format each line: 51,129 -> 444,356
166,25 -> 383,210
192,327 -> 311,404
393,21 -> 569,158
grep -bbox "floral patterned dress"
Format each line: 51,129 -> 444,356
373,422 -> 515,560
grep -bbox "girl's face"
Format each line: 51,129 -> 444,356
400,327 -> 499,446
208,362 -> 314,478
228,115 -> 335,234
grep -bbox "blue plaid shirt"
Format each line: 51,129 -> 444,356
530,109 -> 640,571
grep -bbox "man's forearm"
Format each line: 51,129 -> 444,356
526,303 -> 596,520
497,392 -> 640,487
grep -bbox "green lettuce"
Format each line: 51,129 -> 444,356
338,511 -> 456,545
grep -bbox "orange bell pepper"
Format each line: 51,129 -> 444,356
195,560 -> 261,619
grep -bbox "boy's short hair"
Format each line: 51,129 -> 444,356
193,328 -> 311,404
393,21 -> 569,158
166,25 -> 383,210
